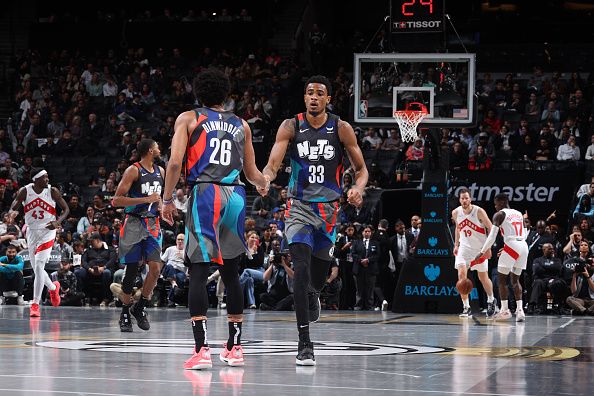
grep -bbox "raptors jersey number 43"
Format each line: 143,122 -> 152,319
23,183 -> 56,229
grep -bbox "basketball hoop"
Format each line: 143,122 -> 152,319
393,102 -> 428,143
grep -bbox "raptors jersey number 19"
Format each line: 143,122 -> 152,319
455,205 -> 487,251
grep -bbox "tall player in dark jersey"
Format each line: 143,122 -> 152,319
260,75 -> 368,365
112,139 -> 164,332
161,69 -> 269,370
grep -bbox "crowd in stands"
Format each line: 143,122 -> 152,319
1,39 -> 594,314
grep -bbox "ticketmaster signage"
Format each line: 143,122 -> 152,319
450,170 -> 579,224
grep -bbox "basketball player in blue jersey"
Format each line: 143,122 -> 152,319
161,69 -> 269,370
112,139 -> 164,332
260,75 -> 368,365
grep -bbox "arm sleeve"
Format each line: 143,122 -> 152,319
479,225 -> 499,254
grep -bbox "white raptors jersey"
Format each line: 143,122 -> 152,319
23,183 -> 56,229
455,205 -> 487,251
499,208 -> 526,241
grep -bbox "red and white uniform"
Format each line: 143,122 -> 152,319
454,205 -> 488,272
23,183 -> 57,259
497,208 -> 528,275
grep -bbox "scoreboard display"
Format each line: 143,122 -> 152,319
390,0 -> 445,33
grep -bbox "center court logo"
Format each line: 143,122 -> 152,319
424,264 -> 440,281
35,339 -> 450,357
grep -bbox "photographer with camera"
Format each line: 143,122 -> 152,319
259,242 -> 294,311
50,255 -> 85,306
566,243 -> 594,315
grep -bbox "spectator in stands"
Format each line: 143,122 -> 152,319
557,135 -> 580,161
54,232 -> 73,260
584,135 -> 594,160
47,112 -> 65,139
482,109 -> 502,132
381,129 -> 403,151
50,258 -> 85,306
563,229 -> 584,259
566,252 -> 594,315
541,100 -> 561,126
535,138 -> 555,161
491,125 -> 518,159
54,129 -> 77,155
573,193 -> 594,224
579,218 -> 594,242
517,135 -> 537,160
0,183 -> 13,212
259,250 -> 294,311
527,243 -> 566,314
77,206 -> 95,237
470,132 -> 496,159
239,231 -> 265,309
74,232 -> 116,306
0,245 -> 25,305
449,141 -> 468,171
362,128 -> 382,150
161,233 -> 187,308
0,159 -> 18,181
0,143 -> 9,163
405,138 -> 424,161
252,189 -> 276,231
468,145 -> 492,171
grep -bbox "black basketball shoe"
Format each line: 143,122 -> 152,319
119,311 -> 133,332
296,341 -> 316,366
131,303 -> 150,331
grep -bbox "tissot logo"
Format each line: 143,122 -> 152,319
296,139 -> 335,161
393,20 -> 442,29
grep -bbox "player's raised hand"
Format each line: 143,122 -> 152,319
347,187 -> 363,206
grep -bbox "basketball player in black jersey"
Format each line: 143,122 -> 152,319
112,139 -> 164,332
260,75 -> 368,365
161,69 -> 269,369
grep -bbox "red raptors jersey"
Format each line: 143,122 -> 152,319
23,183 -> 56,229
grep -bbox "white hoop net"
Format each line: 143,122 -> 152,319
393,110 -> 427,143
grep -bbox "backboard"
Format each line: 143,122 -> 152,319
353,53 -> 476,127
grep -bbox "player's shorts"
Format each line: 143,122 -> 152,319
119,215 -> 162,264
26,228 -> 57,265
498,239 -> 528,275
185,183 -> 247,265
454,247 -> 488,272
284,198 -> 339,261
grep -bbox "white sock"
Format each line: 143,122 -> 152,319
501,300 -> 508,311
517,300 -> 523,311
462,298 -> 470,308
487,295 -> 494,303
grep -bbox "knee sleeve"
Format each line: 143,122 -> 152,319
219,257 -> 243,315
121,263 -> 138,295
188,263 -> 210,317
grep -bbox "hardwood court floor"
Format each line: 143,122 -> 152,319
0,306 -> 592,395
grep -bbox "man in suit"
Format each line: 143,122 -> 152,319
375,219 -> 392,311
389,219 -> 415,297
334,224 -> 357,309
407,215 -> 421,239
352,225 -> 380,310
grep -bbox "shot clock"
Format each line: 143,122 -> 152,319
390,0 -> 445,33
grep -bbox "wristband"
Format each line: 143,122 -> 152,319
163,197 -> 174,205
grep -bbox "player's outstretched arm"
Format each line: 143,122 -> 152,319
259,118 -> 293,195
338,120 -> 368,206
161,111 -> 192,225
477,211 -> 505,258
242,120 -> 270,191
